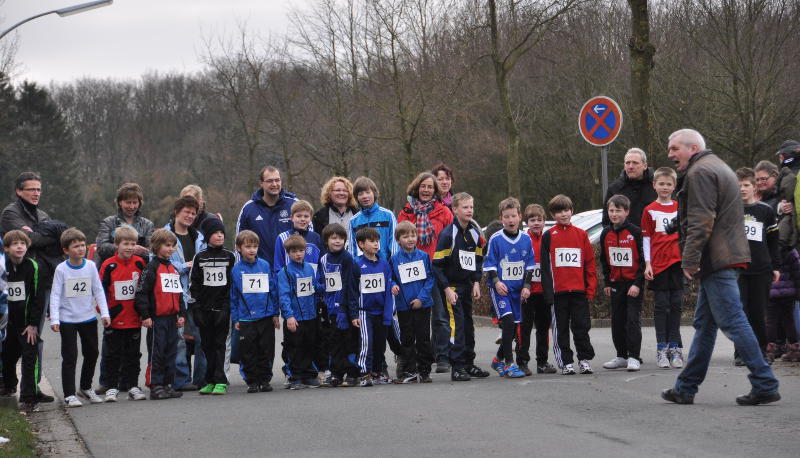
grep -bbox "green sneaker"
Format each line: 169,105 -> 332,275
212,384 -> 228,395
199,384 -> 215,395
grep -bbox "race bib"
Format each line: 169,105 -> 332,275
242,273 -> 269,294
296,276 -> 314,297
609,247 -> 633,267
7,281 -> 25,301
531,264 -> 542,283
744,220 -> 763,242
203,267 -> 227,287
114,280 -> 136,300
65,277 -> 91,298
653,211 -> 677,233
458,250 -> 476,271
324,271 -> 342,292
160,273 -> 183,293
360,273 -> 385,294
501,260 -> 524,281
555,248 -> 581,268
398,260 -> 426,284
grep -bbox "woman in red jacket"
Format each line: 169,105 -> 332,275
397,172 -> 454,373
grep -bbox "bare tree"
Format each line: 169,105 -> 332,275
628,0 -> 656,155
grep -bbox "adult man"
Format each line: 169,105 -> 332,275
660,129 -> 780,406
236,167 -> 300,264
602,148 -> 658,227
0,172 -> 59,402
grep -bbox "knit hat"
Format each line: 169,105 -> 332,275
201,216 -> 225,242
776,140 -> 800,157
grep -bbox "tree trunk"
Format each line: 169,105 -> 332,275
628,0 -> 656,156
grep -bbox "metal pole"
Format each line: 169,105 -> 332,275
601,146 -> 609,199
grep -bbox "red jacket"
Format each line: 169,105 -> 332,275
599,222 -> 645,287
100,254 -> 146,329
397,200 -> 454,258
134,258 -> 185,319
641,200 -> 681,275
541,223 -> 597,303
527,229 -> 544,294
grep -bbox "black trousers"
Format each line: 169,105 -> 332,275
101,327 -> 142,390
194,307 -> 230,385
284,319 -> 318,381
652,262 -> 684,346
239,317 -> 275,385
398,306 -> 434,374
59,320 -> 99,397
147,315 -> 178,387
609,282 -> 643,359
496,314 -> 517,363
738,273 -> 771,350
516,293 -> 551,366
1,307 -> 40,402
444,282 -> 478,369
321,314 -> 360,379
766,298 -> 798,343
551,292 -> 594,367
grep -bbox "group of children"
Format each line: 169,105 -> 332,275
5,165 -> 798,413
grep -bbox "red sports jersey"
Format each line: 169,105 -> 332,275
641,200 -> 681,275
100,254 -> 146,329
599,222 -> 644,285
527,228 -> 544,294
541,223 -> 597,302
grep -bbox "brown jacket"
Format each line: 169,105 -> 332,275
676,151 -> 750,276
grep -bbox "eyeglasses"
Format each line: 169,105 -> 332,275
22,188 -> 42,193
755,177 -> 771,182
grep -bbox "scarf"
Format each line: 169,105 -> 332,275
441,191 -> 453,208
411,198 -> 436,246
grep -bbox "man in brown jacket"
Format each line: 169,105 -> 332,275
660,129 -> 780,406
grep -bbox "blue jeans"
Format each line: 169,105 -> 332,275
675,269 -> 779,396
175,310 -> 207,388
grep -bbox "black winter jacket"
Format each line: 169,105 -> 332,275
602,168 -> 658,228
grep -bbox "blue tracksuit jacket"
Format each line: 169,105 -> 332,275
230,258 -> 278,323
390,249 -> 434,311
278,261 -> 321,322
273,228 -> 324,274
352,255 -> 395,325
348,203 -> 400,261
235,189 -> 300,263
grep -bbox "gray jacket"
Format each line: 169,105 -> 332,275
94,210 -> 154,265
1,198 -> 59,285
677,150 -> 751,276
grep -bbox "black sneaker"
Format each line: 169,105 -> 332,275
537,363 -> 558,374
733,356 -> 745,367
36,392 -> 54,403
247,384 -> 260,393
661,388 -> 694,405
418,372 -> 432,383
518,363 -> 533,376
736,391 -> 781,406
329,376 -> 342,387
303,378 -> 321,388
465,365 -> 490,378
451,369 -> 471,382
165,385 -> 183,398
149,385 -> 171,400
397,372 -> 419,384
260,383 -> 274,392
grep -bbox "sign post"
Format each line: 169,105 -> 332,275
578,96 -> 623,199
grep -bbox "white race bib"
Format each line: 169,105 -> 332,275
458,250 -> 476,271
7,281 -> 25,301
531,264 -> 542,283
160,273 -> 183,293
360,273 -> 385,294
744,220 -> 763,242
203,266 -> 227,287
398,260 -> 426,284
296,276 -> 314,297
242,273 -> 269,294
114,280 -> 136,300
65,277 -> 91,298
653,211 -> 677,233
501,260 -> 524,281
608,247 -> 633,267
324,271 -> 342,292
555,248 -> 581,268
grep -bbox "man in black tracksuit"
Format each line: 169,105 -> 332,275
189,218 -> 236,393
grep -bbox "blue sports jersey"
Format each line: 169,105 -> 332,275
483,230 -> 536,294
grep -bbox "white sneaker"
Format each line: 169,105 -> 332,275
627,357 -> 641,372
79,388 -> 104,404
578,360 -> 593,374
657,349 -> 670,368
64,395 -> 83,408
670,348 -> 684,368
561,364 -> 576,375
104,388 -> 119,402
128,387 -> 146,401
603,357 -> 627,369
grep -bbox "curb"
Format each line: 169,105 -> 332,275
27,374 -> 92,457
474,315 -> 694,328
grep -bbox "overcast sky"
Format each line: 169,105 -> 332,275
1,0 -> 307,84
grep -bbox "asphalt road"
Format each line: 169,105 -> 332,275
39,325 -> 798,457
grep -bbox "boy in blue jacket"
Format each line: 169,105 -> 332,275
231,230 -> 279,393
316,224 -> 360,387
274,200 -> 323,274
278,234 -> 323,389
391,221 -> 435,383
351,227 -> 396,386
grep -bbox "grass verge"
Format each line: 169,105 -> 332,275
0,406 -> 37,457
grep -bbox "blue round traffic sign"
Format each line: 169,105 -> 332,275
578,96 -> 623,147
